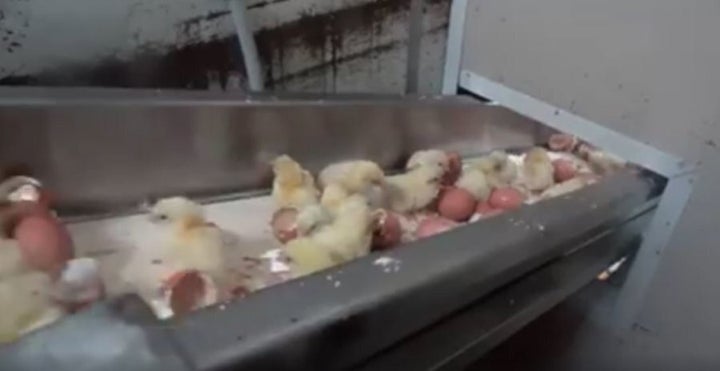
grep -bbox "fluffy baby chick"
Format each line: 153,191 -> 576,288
272,155 -> 319,209
285,194 -> 374,276
320,183 -> 351,214
471,150 -> 519,188
521,147 -> 555,192
587,151 -> 626,174
0,238 -> 31,280
319,160 -> 385,208
295,203 -> 333,236
384,163 -> 445,213
319,160 -> 384,192
455,167 -> 491,202
540,177 -> 588,200
407,149 -> 445,169
148,197 -> 225,277
407,149 -> 461,185
0,271 -> 64,344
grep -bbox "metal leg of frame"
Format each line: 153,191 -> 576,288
405,0 -> 423,94
456,67 -> 698,332
229,0 -> 264,91
441,0 -> 469,95
612,172 -> 696,331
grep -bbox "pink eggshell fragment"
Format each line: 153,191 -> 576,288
372,210 -> 402,250
14,215 -> 74,276
488,188 -> 526,211
270,208 -> 299,244
415,217 -> 459,239
437,187 -> 477,222
553,159 -> 577,183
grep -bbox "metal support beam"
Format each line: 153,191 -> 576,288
457,69 -> 699,332
229,0 -> 264,91
458,70 -> 692,178
441,0 -> 469,94
405,0 -> 423,94
612,173 -> 695,330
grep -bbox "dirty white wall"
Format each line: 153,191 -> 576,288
0,0 -> 450,93
462,0 -> 720,369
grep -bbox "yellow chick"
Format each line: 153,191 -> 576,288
285,194 -> 374,276
455,167 -> 491,202
384,163 -> 445,213
406,149 -> 449,170
471,150 -> 519,188
0,271 -> 64,344
521,147 -> 555,192
318,160 -> 385,193
271,155 -> 319,210
0,238 -> 31,280
149,197 -> 225,276
320,183 -> 351,214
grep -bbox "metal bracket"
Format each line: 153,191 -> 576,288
455,69 -> 698,332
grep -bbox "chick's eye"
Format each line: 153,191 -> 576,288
157,214 -> 168,221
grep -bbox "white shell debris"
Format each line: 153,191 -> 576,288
53,258 -> 103,304
373,256 -> 402,273
260,248 -> 291,274
149,298 -> 175,320
8,184 -> 41,203
373,257 -> 400,267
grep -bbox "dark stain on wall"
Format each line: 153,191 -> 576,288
0,37 -> 244,89
255,0 -> 414,90
0,0 -> 451,90
248,0 -> 290,10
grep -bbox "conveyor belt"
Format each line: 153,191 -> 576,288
0,172 -> 658,371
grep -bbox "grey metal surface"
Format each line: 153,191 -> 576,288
354,201 -> 655,371
612,172 -> 695,331
0,295 -> 192,371
0,89 -> 545,216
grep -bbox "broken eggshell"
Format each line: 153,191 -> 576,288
415,216 -> 459,239
372,209 -> 402,250
13,215 -> 74,276
443,151 -> 462,186
548,133 -> 578,152
552,159 -> 578,183
437,187 -> 477,222
270,207 -> 299,244
52,257 -> 105,312
161,270 -> 218,317
488,187 -> 526,211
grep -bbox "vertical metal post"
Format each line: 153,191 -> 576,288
612,173 -> 696,331
405,0 -> 424,94
457,69 -> 699,332
229,0 -> 264,91
441,0 -> 469,94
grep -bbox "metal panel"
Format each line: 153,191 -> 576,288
0,89 -> 543,216
355,202 -> 655,371
447,1 -> 707,333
